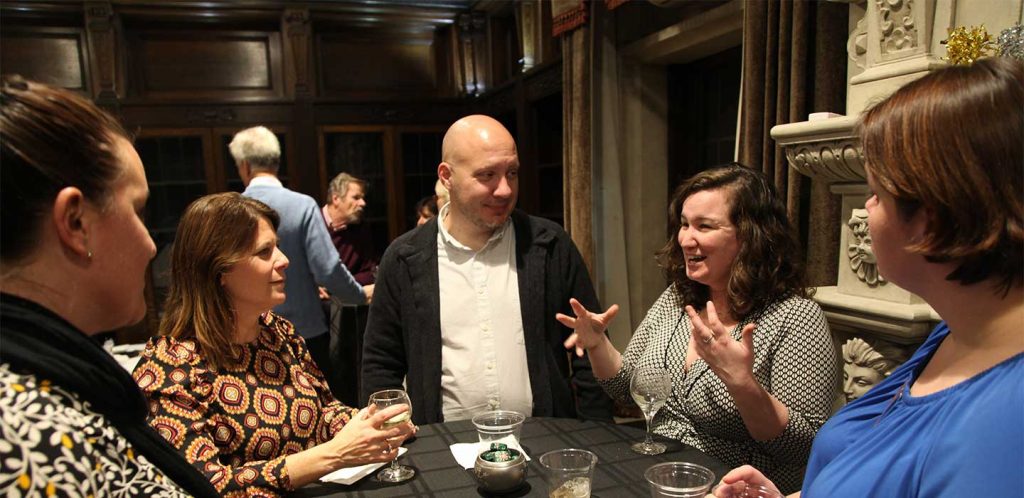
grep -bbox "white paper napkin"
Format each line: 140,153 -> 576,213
319,447 -> 408,485
449,436 -> 530,470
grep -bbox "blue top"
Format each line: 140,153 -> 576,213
243,178 -> 365,339
803,322 -> 1024,497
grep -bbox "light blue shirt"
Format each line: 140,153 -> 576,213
243,176 -> 365,338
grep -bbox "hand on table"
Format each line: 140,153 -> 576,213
556,298 -> 619,357
326,403 -> 416,468
686,302 -> 757,387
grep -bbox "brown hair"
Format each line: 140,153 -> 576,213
327,172 -> 368,199
656,163 -> 810,319
858,57 -> 1023,293
0,75 -> 130,266
160,193 -> 279,370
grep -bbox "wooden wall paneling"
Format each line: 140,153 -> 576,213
125,29 -> 284,101
434,26 -> 457,98
395,125 -> 446,231
120,103 -> 294,129
316,31 -> 439,100
0,26 -> 90,93
84,1 -> 118,104
312,101 -> 467,126
282,7 -> 313,99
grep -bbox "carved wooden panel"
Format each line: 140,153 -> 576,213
317,35 -> 438,99
1,28 -> 88,91
126,29 -> 283,101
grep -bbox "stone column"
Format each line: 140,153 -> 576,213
770,0 -> 1022,406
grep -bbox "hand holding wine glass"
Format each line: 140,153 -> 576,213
630,365 -> 672,455
369,389 -> 416,482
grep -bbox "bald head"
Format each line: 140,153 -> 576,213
437,115 -> 520,244
441,115 -> 517,167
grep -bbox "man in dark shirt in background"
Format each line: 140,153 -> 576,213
321,172 -> 379,405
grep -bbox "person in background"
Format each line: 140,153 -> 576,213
434,178 -> 449,211
714,56 -> 1023,498
562,163 -> 838,494
362,114 -> 614,424
415,194 -> 439,226
322,172 -> 377,287
230,126 -> 367,397
320,172 -> 378,405
0,75 -> 217,497
134,193 -> 415,497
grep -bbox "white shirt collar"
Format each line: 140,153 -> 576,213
437,203 -> 511,252
248,175 -> 283,188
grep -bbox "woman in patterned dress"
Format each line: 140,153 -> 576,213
133,193 -> 415,497
559,164 -> 839,493
0,76 -> 218,497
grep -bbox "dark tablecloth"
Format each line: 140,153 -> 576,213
292,417 -> 727,497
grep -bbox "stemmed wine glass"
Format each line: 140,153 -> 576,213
630,365 -> 672,455
368,389 -> 415,482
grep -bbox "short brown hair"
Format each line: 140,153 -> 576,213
859,57 -> 1023,293
0,75 -> 130,266
327,172 -> 367,199
657,163 -> 810,319
160,193 -> 279,370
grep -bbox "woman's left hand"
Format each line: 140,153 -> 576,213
686,301 -> 757,388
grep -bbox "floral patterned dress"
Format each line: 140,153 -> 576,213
133,312 -> 359,497
0,364 -> 191,497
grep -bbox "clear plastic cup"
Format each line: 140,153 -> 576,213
472,410 -> 525,450
538,448 -> 598,498
712,483 -> 784,498
644,462 -> 715,498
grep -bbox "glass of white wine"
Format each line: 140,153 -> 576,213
630,365 -> 672,455
368,389 -> 415,482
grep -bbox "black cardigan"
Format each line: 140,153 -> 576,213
361,210 -> 614,424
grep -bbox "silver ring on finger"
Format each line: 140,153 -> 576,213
703,334 -> 714,344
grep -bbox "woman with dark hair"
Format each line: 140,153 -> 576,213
714,57 -> 1023,497
133,193 -> 415,497
415,194 -> 439,226
561,163 -> 838,493
0,76 -> 217,496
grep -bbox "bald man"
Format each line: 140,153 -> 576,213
361,115 -> 614,424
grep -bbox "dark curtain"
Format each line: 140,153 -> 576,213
563,24 -> 595,276
739,0 -> 848,286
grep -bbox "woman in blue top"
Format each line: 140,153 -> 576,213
713,56 -> 1024,497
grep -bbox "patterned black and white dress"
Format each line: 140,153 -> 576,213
598,286 -> 839,494
0,293 -> 217,498
0,365 -> 190,497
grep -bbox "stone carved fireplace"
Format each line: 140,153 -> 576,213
770,0 -> 1022,405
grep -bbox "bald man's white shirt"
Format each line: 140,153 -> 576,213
436,204 -> 533,421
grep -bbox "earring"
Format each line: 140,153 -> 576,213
87,250 -> 93,259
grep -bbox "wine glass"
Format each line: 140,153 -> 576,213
368,389 -> 415,482
630,365 -> 672,455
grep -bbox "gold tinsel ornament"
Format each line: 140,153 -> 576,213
942,25 -> 996,65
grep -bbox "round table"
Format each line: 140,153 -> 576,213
294,417 -> 727,497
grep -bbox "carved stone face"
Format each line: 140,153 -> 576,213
847,208 -> 884,286
843,362 -> 886,402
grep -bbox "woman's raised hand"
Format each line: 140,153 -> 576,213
327,403 -> 416,469
686,302 -> 756,387
557,298 -> 619,357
